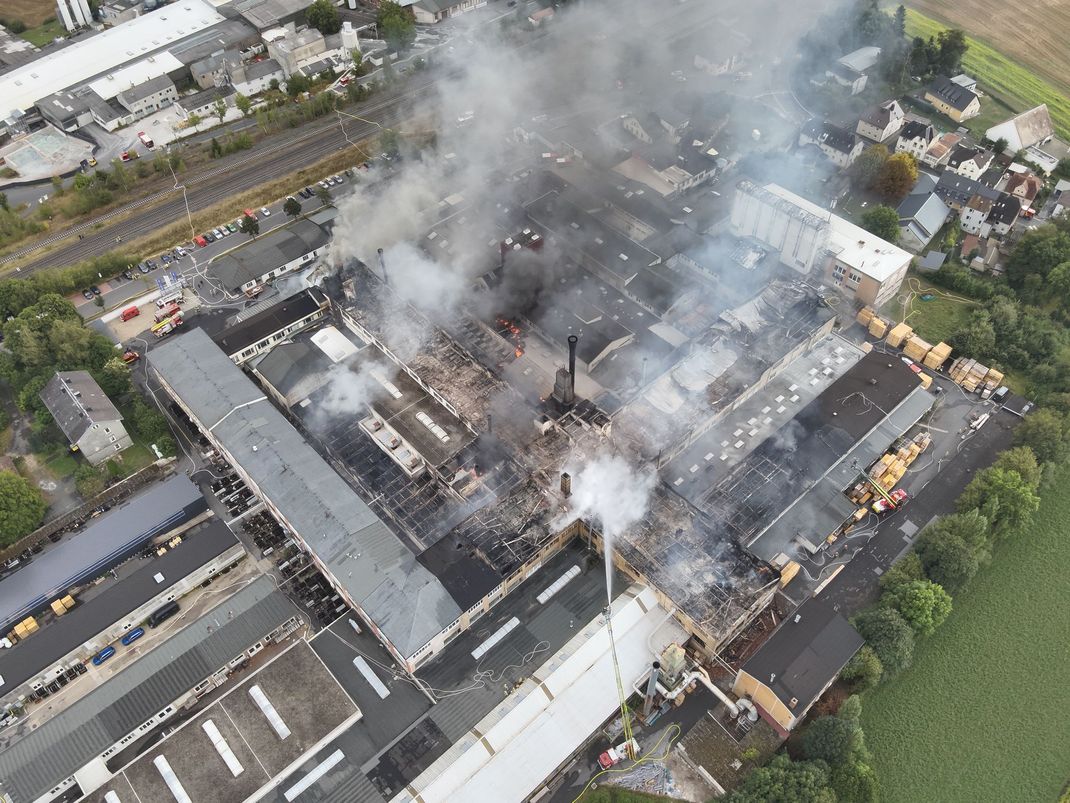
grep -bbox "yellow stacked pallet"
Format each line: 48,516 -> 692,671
856,306 -> 876,326
868,316 -> 888,338
918,372 -> 933,390
903,336 -> 933,362
886,322 -> 913,348
963,361 -> 989,392
50,600 -> 67,617
923,342 -> 952,371
948,357 -> 972,384
861,341 -> 874,354
61,595 -> 75,610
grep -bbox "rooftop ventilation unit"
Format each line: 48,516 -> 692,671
248,684 -> 290,740
352,656 -> 390,699
536,565 -> 580,604
153,756 -> 192,803
471,616 -> 520,661
202,719 -> 244,777
104,793 -> 122,803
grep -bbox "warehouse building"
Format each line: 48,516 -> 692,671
210,219 -> 331,294
0,519 -> 243,708
212,287 -> 329,364
0,474 -> 207,633
150,328 -> 464,672
0,576 -> 302,803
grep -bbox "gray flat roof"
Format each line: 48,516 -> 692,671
0,474 -> 207,632
0,519 -> 239,699
0,576 -> 299,803
151,328 -> 461,657
97,640 -> 358,803
210,219 -> 329,290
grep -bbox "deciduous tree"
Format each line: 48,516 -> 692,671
853,607 -> 915,676
378,1 -> 415,51
840,645 -> 883,692
915,511 -> 989,592
235,93 -> 252,118
803,716 -> 862,766
240,214 -> 260,237
957,466 -> 1040,538
1013,408 -> 1070,464
874,152 -> 918,201
283,196 -> 302,218
881,579 -> 952,636
0,470 -> 47,547
306,0 -> 341,34
861,205 -> 900,244
725,754 -> 836,803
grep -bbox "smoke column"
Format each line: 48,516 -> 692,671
559,454 -> 657,602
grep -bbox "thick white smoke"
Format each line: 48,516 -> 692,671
556,453 -> 657,601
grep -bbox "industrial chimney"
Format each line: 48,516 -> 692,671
568,335 -> 578,398
643,661 -> 661,717
377,248 -> 389,285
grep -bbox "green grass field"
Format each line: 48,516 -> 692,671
19,17 -> 65,47
860,462 -> 1070,802
904,9 -> 1070,141
885,276 -> 978,346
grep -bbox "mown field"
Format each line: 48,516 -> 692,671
860,462 -> 1070,802
904,8 -> 1070,141
1,0 -> 54,27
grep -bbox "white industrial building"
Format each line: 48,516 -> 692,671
0,0 -> 223,121
731,181 -> 911,308
55,0 -> 93,32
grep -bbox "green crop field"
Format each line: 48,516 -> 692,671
904,9 -> 1070,142
860,462 -> 1070,802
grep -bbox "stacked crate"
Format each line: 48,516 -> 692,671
886,322 -> 913,348
850,433 -> 932,503
962,361 -> 989,392
903,336 -> 933,362
982,368 -> 1004,395
868,316 -> 888,338
856,306 -> 876,326
923,342 -> 952,371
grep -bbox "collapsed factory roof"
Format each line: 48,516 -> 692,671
151,328 -> 462,657
0,474 -> 206,632
0,519 -> 239,701
612,280 -> 837,462
0,576 -> 298,803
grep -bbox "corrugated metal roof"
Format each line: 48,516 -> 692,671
0,474 -> 206,632
151,329 -> 461,657
0,576 -> 297,803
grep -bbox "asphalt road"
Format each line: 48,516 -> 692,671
4,79 -> 434,273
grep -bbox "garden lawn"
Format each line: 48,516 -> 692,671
860,462 -> 1070,803
888,277 -> 977,346
904,9 -> 1070,140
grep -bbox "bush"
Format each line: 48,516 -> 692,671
841,645 -> 883,692
74,463 -> 106,499
881,579 -> 952,636
0,470 -> 47,546
853,608 -> 915,677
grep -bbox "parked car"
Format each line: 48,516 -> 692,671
260,206 -> 270,216
146,259 -> 158,270
137,262 -> 150,274
194,235 -> 208,248
90,285 -> 101,295
226,222 -> 238,233
121,627 -> 145,646
121,269 -> 134,280
81,288 -> 95,300
318,180 -> 329,189
160,253 -> 172,264
204,232 -> 216,243
212,228 -> 225,239
121,350 -> 140,364
91,646 -> 116,666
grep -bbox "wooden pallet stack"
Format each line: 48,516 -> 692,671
868,316 -> 888,338
856,306 -> 876,326
848,432 -> 932,504
923,341 -> 952,371
886,322 -> 913,348
903,335 -> 933,363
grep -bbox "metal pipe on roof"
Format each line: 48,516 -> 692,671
568,335 -> 578,398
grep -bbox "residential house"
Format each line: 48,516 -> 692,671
1052,179 -> 1070,217
987,194 -> 1022,236
621,108 -> 690,146
732,597 -> 864,734
985,104 -> 1054,152
960,194 -> 995,235
856,99 -> 904,144
40,372 -> 133,465
935,172 -> 1000,210
947,145 -> 993,180
826,46 -> 881,95
1002,171 -> 1043,207
411,0 -> 486,24
690,30 -> 747,76
895,120 -> 935,160
798,120 -> 863,168
897,192 -> 950,252
921,132 -> 962,168
961,192 -> 1021,237
229,56 -> 285,97
924,75 -> 981,122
